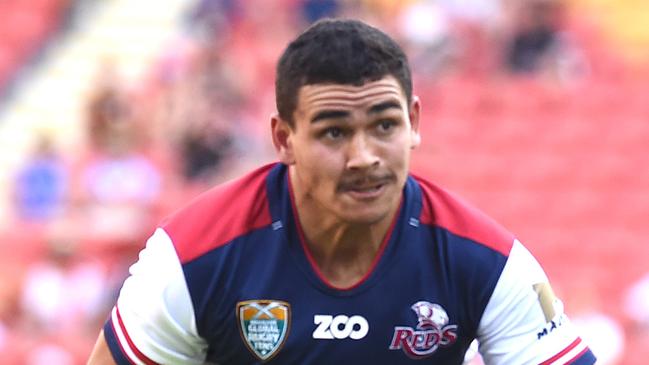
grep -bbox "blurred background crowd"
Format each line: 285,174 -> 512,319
0,0 -> 647,363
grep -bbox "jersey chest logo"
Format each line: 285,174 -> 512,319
389,301 -> 458,358
312,314 -> 369,340
237,300 -> 291,361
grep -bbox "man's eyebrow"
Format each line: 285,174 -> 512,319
368,101 -> 402,114
311,110 -> 350,123
310,101 -> 402,123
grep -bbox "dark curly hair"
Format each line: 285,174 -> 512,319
275,18 -> 412,127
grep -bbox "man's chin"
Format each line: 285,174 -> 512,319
334,192 -> 401,225
336,207 -> 391,226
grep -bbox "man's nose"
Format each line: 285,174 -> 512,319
346,134 -> 379,170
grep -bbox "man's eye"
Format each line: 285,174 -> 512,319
377,119 -> 396,132
323,127 -> 344,139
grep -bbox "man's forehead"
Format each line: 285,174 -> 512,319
298,77 -> 406,109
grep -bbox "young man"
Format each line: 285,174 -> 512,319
88,19 -> 596,364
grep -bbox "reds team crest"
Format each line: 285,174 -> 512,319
237,300 -> 291,361
389,301 -> 458,358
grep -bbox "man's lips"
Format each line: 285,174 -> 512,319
345,182 -> 385,192
345,183 -> 387,199
337,175 -> 395,195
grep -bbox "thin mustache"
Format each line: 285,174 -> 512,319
338,173 -> 396,190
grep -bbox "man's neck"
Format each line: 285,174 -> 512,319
290,170 -> 398,288
303,221 -> 393,288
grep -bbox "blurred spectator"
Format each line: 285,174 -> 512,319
161,39 -> 248,186
440,0 -> 503,25
396,0 -> 456,80
19,238 -> 108,335
502,0 -> 587,80
77,124 -> 161,245
504,0 -> 561,73
86,60 -> 131,151
301,0 -> 341,24
179,110 -> 236,184
439,0 -> 504,77
190,40 -> 246,109
15,231 -> 109,363
12,135 -> 68,224
188,0 -> 241,39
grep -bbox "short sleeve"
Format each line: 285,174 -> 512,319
103,228 -> 208,365
476,240 -> 596,365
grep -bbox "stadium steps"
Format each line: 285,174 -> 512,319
0,0 -> 196,229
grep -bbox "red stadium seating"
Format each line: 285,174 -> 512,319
412,71 -> 649,364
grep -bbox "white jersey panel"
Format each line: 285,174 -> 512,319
115,228 -> 207,364
477,240 -> 585,365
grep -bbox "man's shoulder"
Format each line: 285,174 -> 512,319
161,163 -> 278,263
411,174 -> 514,257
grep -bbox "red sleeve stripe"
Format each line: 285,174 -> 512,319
539,337 -> 588,365
112,306 -> 161,365
109,308 -> 142,365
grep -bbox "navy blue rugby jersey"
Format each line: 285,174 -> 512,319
103,163 -> 596,365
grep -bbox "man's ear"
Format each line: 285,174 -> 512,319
409,96 -> 422,149
271,114 -> 295,165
